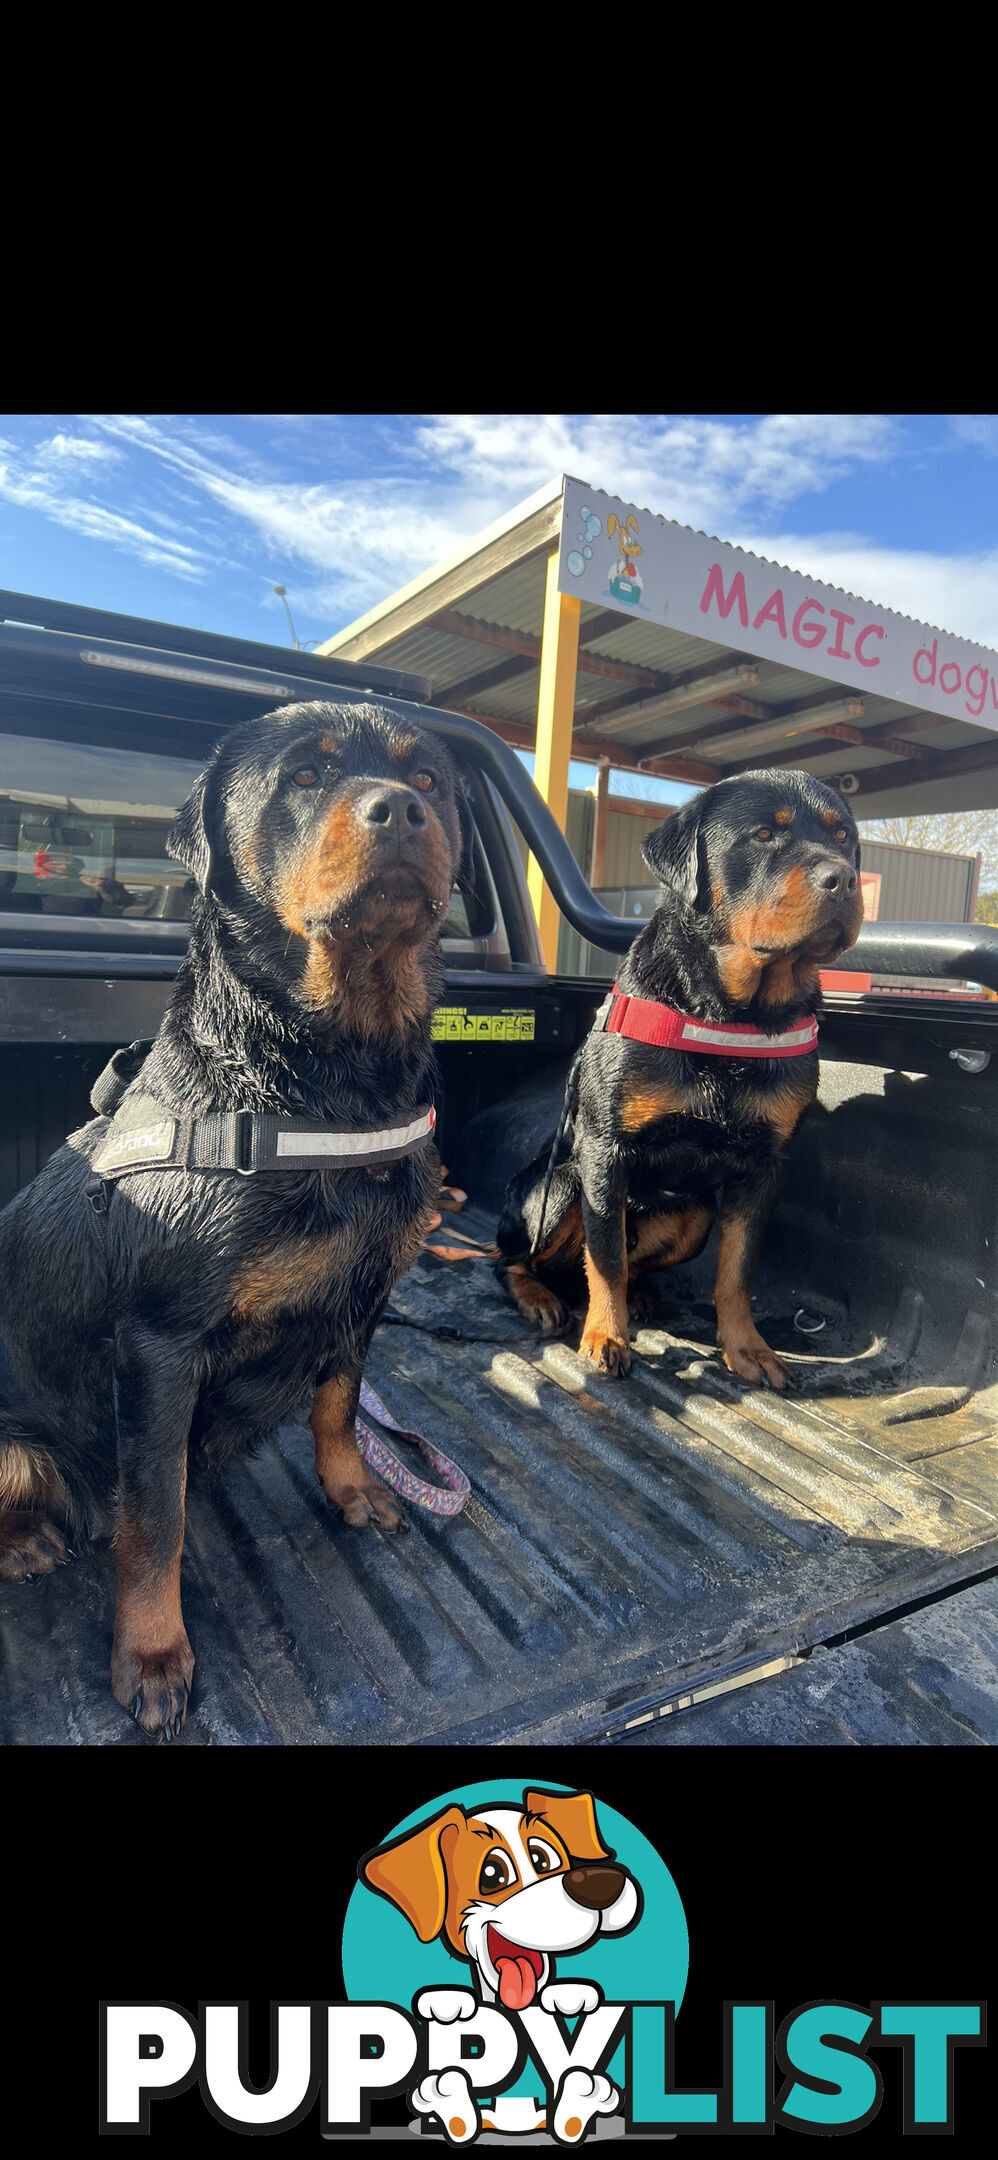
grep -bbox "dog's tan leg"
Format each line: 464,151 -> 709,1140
111,1504 -> 194,1740
579,1175 -> 631,1376
311,1372 -> 404,1532
110,1323 -> 197,1740
714,1179 -> 795,1390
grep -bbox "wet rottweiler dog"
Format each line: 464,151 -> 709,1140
0,702 -> 463,1738
498,768 -> 863,1388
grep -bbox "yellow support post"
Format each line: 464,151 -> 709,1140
527,551 -> 580,970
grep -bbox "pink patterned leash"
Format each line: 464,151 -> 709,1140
355,1379 -> 470,1517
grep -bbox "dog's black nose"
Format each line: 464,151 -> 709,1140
811,859 -> 858,899
355,785 -> 428,835
563,1865 -> 626,1910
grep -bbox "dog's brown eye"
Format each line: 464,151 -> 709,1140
292,768 -> 318,788
528,1839 -> 561,1876
753,827 -> 773,842
412,771 -> 435,793
835,828 -> 848,843
480,1850 -> 517,1894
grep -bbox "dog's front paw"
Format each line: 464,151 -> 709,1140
330,1481 -> 407,1533
579,1323 -> 631,1376
718,1329 -> 797,1391
111,1633 -> 195,1741
411,2069 -> 479,2145
553,2067 -> 619,2144
539,1981 -> 601,2017
415,1988 -> 478,2024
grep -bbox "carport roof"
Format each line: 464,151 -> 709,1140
318,478 -> 998,817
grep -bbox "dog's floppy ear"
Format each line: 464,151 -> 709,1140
358,1805 -> 466,1941
168,762 -> 223,896
524,1789 -> 612,1863
641,797 -> 705,910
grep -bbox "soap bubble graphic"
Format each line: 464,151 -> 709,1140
566,507 -> 603,575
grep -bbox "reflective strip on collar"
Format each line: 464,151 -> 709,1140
274,1107 -> 436,1158
604,987 -> 818,1058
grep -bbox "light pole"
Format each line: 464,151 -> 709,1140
273,585 -> 301,649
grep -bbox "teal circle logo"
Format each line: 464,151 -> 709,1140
342,1780 -> 688,2099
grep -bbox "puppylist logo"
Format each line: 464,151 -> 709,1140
100,1781 -> 985,2141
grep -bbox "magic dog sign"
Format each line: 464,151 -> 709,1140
558,476 -> 998,729
99,1784 -> 986,2141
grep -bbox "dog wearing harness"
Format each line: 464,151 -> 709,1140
0,701 -> 467,1738
497,768 -> 863,1388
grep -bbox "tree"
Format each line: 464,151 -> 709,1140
976,891 -> 998,927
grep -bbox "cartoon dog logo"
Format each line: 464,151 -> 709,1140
359,1786 -> 643,2140
606,512 -> 643,605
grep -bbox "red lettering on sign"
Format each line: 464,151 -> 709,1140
753,589 -> 788,637
914,640 -> 937,684
965,665 -> 989,717
793,599 -> 827,649
855,625 -> 885,668
939,660 -> 962,695
827,609 -> 855,662
699,563 -> 749,627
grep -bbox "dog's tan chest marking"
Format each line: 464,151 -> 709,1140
228,1234 -> 351,1322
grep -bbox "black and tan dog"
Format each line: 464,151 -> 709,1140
498,768 -> 863,1388
0,701 -> 463,1738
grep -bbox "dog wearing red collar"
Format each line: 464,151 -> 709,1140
497,769 -> 863,1389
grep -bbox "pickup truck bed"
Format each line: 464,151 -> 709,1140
3,1036 -> 996,1749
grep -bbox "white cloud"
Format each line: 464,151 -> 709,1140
0,450 -> 208,580
948,415 -> 998,455
35,433 -> 121,467
412,412 -> 899,531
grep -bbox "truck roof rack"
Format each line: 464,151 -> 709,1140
0,588 -> 432,705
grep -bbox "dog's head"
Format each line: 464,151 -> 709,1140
169,701 -> 464,1030
359,1788 -> 642,2010
642,767 -> 864,1005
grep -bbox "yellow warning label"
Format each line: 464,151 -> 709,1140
431,1006 -> 535,1043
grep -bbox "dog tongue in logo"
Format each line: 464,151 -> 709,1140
488,1928 -> 543,2008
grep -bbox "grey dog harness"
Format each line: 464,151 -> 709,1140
87,1039 -> 435,1182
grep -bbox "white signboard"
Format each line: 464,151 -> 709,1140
558,476 -> 998,733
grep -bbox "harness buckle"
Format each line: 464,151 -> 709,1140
233,1109 -> 257,1176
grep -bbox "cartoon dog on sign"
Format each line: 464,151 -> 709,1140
358,1786 -> 643,2142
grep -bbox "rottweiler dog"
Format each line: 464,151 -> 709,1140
0,701 -> 463,1738
498,768 -> 863,1388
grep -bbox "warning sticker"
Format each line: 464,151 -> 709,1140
431,1006 -> 536,1043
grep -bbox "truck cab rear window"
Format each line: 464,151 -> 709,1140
0,732 -> 203,919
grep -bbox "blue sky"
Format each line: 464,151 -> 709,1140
2,413 -> 997,806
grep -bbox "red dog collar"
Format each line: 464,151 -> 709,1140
602,987 -> 818,1058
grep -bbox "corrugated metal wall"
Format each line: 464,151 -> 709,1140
857,840 -> 977,923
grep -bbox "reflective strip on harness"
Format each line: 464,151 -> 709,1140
275,1108 -> 435,1159
603,987 -> 818,1058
